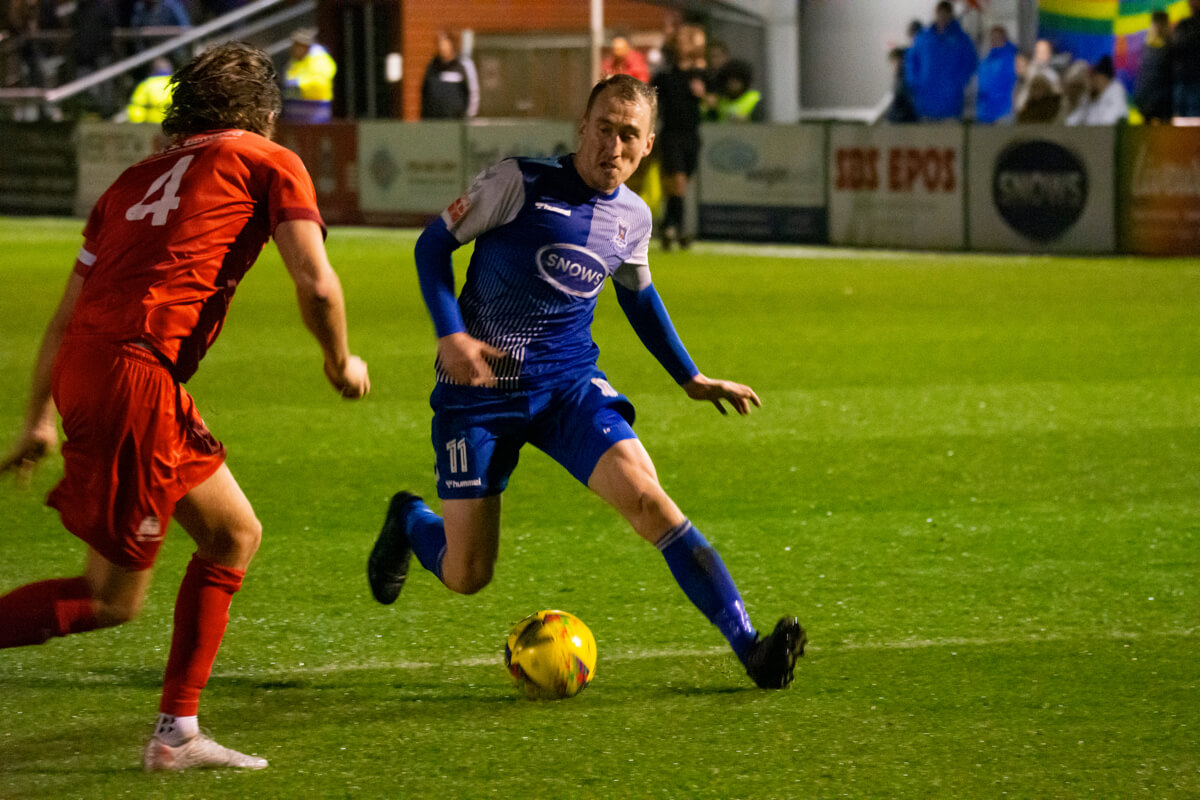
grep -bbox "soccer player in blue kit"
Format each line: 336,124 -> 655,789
369,74 -> 805,689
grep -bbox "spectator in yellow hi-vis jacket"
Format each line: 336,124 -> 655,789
283,28 -> 337,123
126,57 -> 174,124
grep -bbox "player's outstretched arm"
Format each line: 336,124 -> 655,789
613,278 -> 699,386
683,374 -> 762,416
1,271 -> 85,486
274,219 -> 370,399
612,277 -> 758,416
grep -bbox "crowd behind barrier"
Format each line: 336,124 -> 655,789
885,0 -> 1200,127
4,8 -> 770,248
7,1 -> 1197,129
2,117 -> 1197,256
2,3 -> 1195,255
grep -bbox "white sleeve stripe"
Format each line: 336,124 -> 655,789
77,247 -> 97,266
612,262 -> 652,291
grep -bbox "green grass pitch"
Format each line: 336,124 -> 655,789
1,217 -> 1198,798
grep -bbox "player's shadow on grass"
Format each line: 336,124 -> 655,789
0,721 -> 174,776
658,685 -> 753,696
215,670 -> 757,710
0,666 -> 163,690
235,675 -> 522,708
386,687 -> 526,705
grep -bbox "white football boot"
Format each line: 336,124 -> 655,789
143,734 -> 268,771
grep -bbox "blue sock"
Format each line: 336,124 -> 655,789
402,499 -> 447,581
658,520 -> 758,662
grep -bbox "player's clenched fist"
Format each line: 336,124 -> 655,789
0,425 -> 58,488
326,355 -> 370,399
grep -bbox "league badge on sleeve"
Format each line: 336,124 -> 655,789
447,194 -> 472,224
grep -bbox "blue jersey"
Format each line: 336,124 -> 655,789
439,155 -> 654,389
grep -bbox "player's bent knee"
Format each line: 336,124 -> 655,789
92,597 -> 143,628
228,523 -> 263,557
449,569 -> 493,595
239,516 -> 264,552
443,561 -> 494,595
204,516 -> 263,566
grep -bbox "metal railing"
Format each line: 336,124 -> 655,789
0,0 -> 313,117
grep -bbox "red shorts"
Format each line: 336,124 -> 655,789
47,340 -> 226,570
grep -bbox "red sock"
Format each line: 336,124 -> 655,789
0,577 -> 99,648
159,556 -> 245,717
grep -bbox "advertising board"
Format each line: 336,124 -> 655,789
277,122 -> 362,226
1118,126 -> 1200,255
968,126 -> 1115,253
71,122 -> 163,216
464,120 -> 575,180
828,123 -> 964,249
358,121 -> 464,217
698,123 -> 827,243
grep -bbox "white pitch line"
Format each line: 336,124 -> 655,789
691,241 -> 1038,263
203,628 -> 1196,680
19,630 -> 1191,686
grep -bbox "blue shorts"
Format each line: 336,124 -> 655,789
429,369 -> 637,499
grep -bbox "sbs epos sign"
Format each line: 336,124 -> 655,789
992,140 -> 1088,242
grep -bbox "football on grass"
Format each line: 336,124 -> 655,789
504,610 -> 597,700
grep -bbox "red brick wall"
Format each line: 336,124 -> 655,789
399,0 -> 669,120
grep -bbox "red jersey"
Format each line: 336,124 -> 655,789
67,129 -> 324,382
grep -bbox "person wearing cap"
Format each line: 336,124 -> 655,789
1066,55 -> 1129,125
282,28 -> 337,124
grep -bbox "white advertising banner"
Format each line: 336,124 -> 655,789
828,123 -> 965,250
698,123 -> 827,242
464,120 -> 576,181
967,126 -> 1115,253
74,122 -> 165,216
357,120 -> 464,215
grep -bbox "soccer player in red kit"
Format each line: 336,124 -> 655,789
0,43 -> 370,771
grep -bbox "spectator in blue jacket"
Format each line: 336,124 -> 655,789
130,0 -> 190,57
130,0 -> 189,28
905,1 -> 979,120
976,25 -> 1018,123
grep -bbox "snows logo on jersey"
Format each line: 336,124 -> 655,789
535,244 -> 608,298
